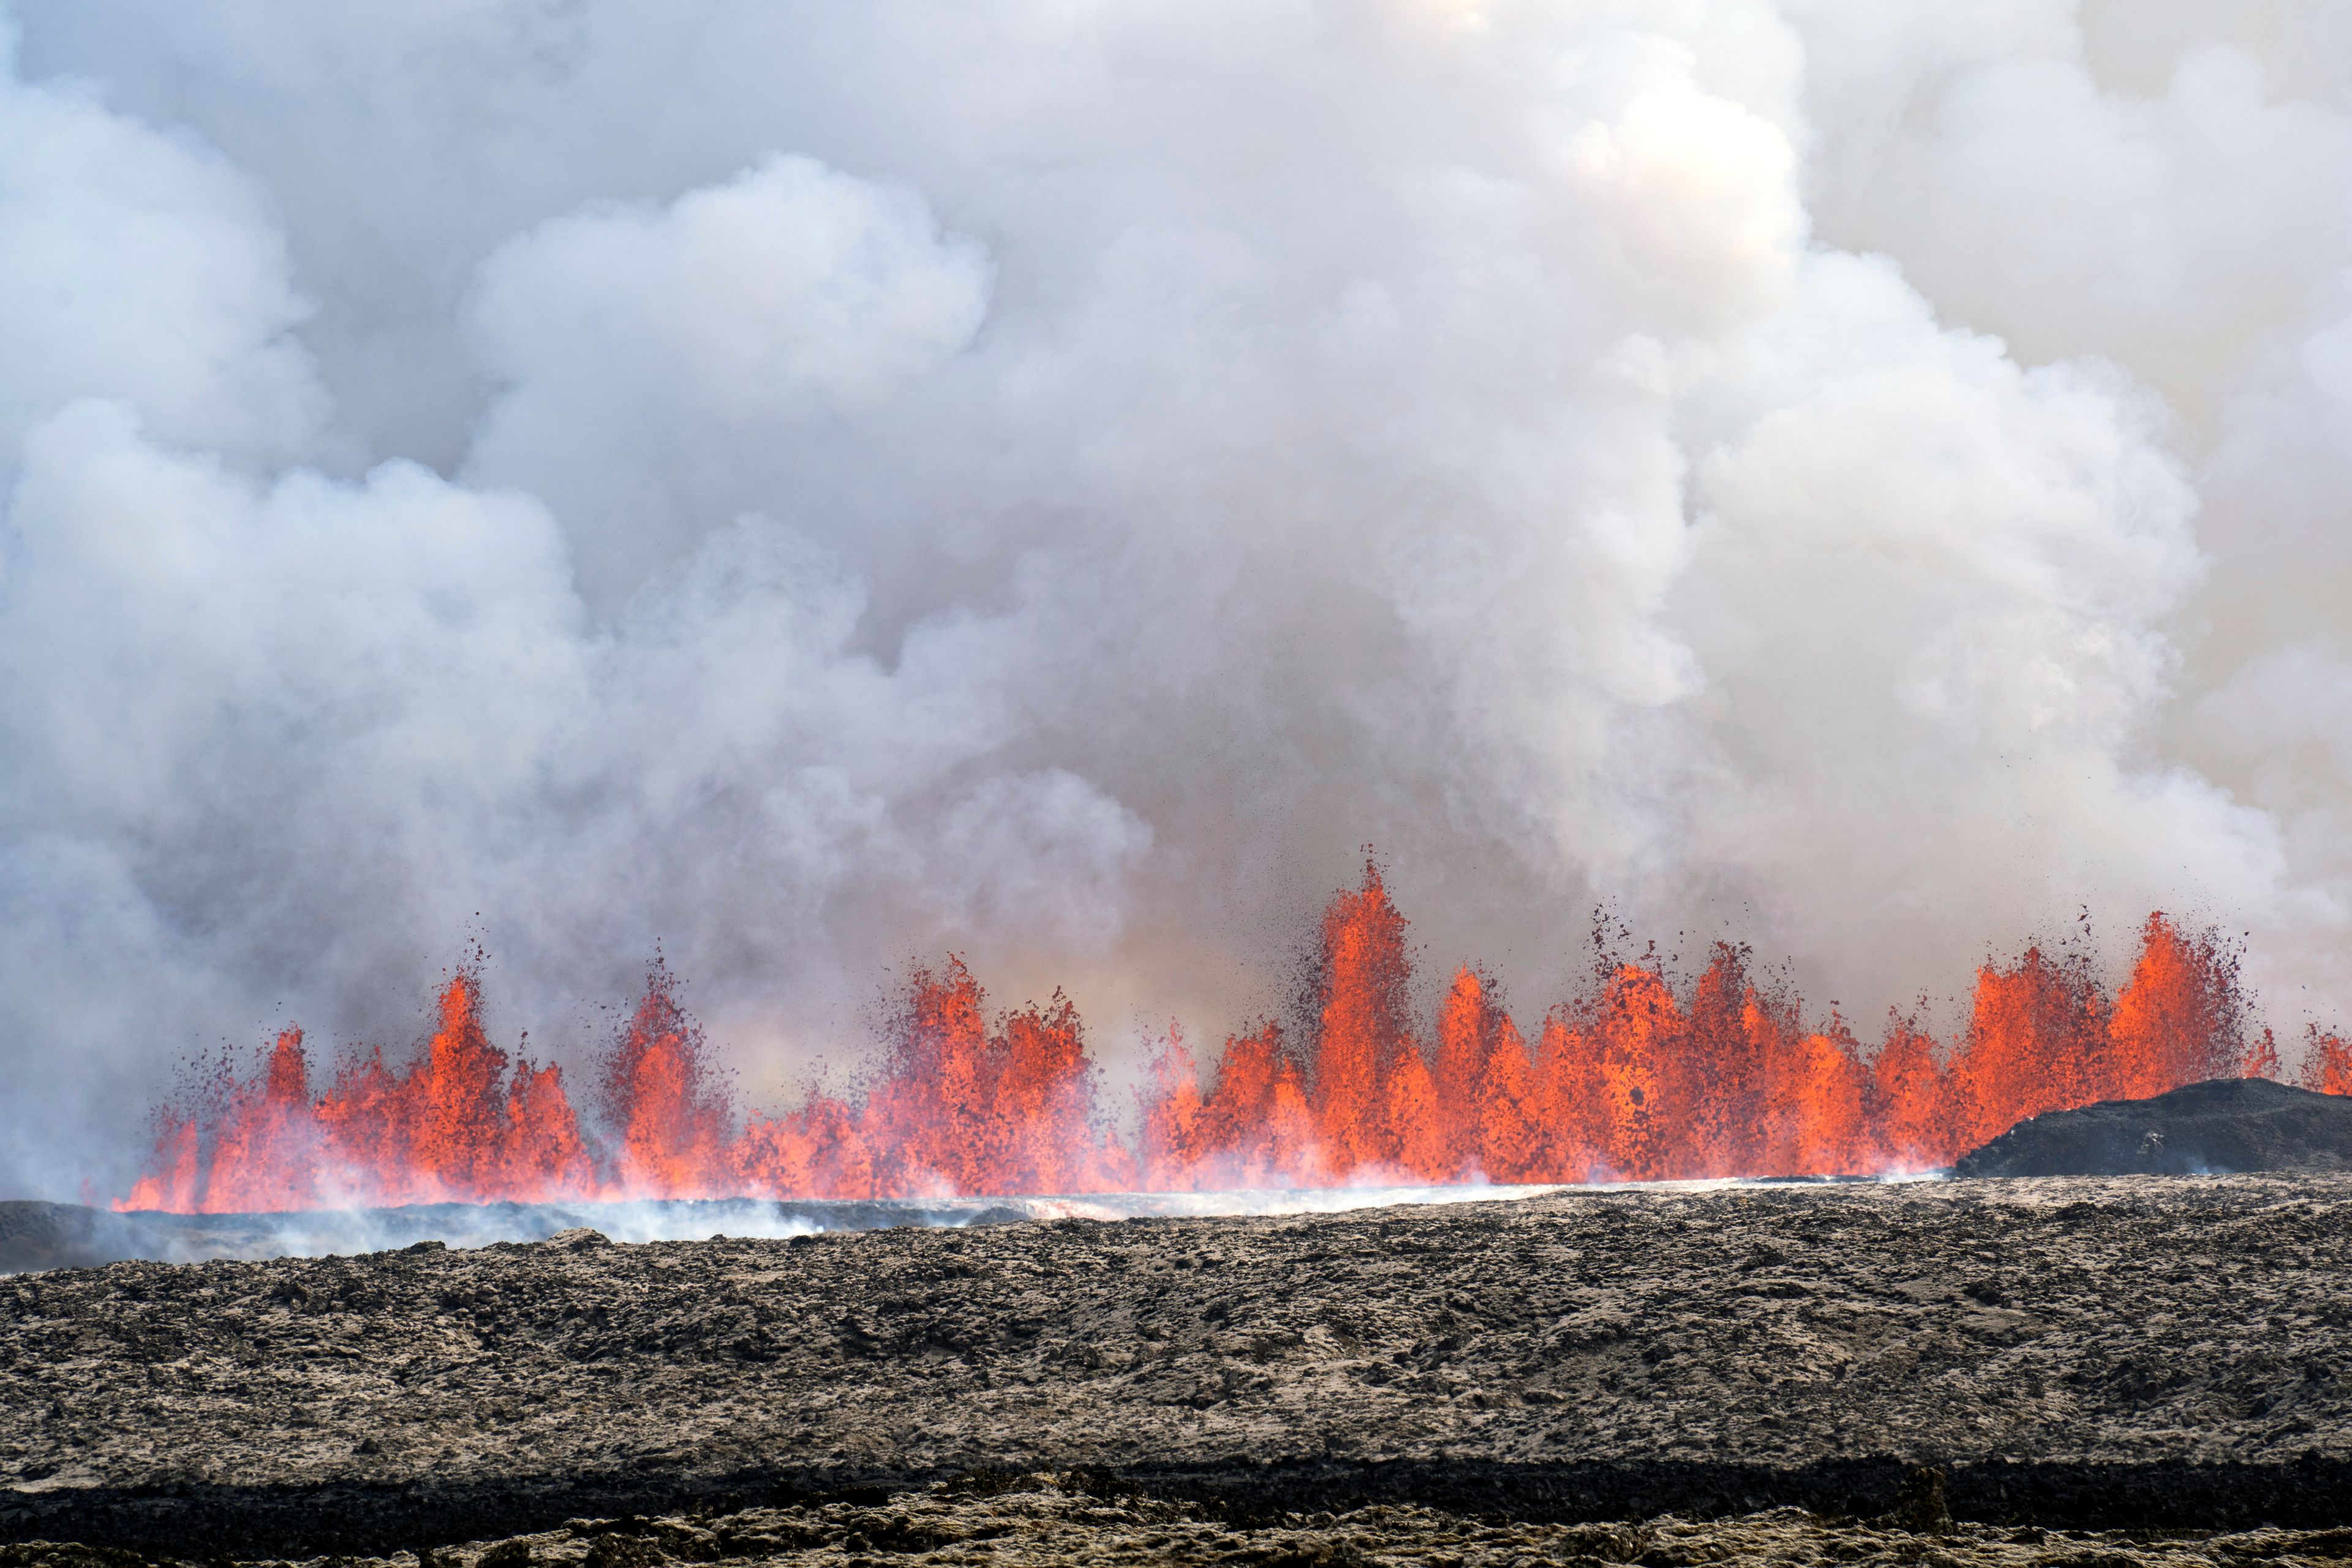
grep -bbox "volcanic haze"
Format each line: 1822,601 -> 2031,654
2,1 -> 2350,1198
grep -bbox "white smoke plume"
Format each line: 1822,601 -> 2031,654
1,1 -> 2347,1200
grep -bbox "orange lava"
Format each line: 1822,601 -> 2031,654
121,864 -> 2333,1213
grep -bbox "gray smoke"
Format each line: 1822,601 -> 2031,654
2,1 -> 2348,1200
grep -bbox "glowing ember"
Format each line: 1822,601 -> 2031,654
121,865 -> 2332,1213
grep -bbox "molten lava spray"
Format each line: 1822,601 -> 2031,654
124,865 -> 2335,1213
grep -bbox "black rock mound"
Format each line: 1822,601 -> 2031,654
1953,1077 -> 2352,1177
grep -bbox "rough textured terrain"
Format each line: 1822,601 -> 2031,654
6,1177 -> 2352,1555
1954,1080 -> 2352,1178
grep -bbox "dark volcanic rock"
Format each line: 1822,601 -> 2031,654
0,1205 -> 119,1276
4,1176 -> 2351,1555
12,1480 -> 2351,1568
1953,1077 -> 2352,1177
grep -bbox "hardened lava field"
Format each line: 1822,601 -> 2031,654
5,1175 -> 2352,1561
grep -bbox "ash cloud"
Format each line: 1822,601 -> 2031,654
1,2 -> 2348,1199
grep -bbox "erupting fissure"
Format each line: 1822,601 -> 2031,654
122,865 -> 2348,1212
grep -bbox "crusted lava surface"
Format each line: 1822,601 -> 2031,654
5,1176 -> 2351,1556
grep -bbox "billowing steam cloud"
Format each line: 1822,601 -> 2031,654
2,2 -> 2348,1199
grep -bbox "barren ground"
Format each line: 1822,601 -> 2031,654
5,1175 -> 2351,1558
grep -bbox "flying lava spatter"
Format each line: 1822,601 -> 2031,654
121,864 -> 2340,1213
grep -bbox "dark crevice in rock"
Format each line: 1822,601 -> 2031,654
11,1457 -> 2352,1555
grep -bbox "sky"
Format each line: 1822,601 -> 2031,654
2,1 -> 2348,1199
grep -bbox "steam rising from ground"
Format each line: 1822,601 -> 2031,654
14,1186 -> 1623,1273
1,2 -> 2348,1199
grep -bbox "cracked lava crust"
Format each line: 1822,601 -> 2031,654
5,1175 -> 2351,1558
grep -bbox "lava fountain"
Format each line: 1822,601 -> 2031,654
122,864 -> 2346,1213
